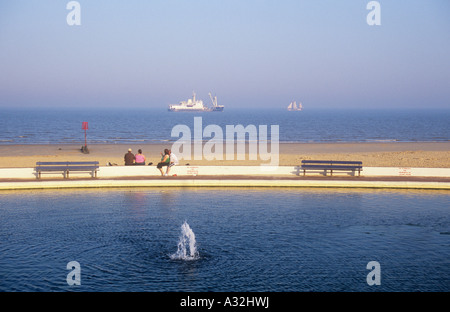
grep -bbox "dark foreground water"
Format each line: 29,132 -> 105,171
0,188 -> 449,292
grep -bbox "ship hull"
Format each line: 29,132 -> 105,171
168,107 -> 210,112
168,105 -> 224,112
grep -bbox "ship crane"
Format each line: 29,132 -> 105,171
208,92 -> 224,111
209,93 -> 218,107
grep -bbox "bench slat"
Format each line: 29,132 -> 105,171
60,166 -> 98,171
36,166 -> 70,171
36,166 -> 98,171
301,160 -> 362,165
301,165 -> 362,170
36,161 -> 99,166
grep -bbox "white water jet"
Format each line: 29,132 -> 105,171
170,221 -> 199,260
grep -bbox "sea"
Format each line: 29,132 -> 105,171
0,107 -> 449,144
0,108 -> 449,297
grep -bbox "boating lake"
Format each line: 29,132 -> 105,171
0,187 -> 449,292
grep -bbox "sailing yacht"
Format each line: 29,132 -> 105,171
287,101 -> 303,111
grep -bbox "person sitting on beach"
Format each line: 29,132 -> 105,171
124,148 -> 135,166
166,150 -> 179,176
157,149 -> 171,176
135,149 -> 146,165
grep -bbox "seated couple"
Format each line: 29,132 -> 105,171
157,149 -> 179,176
124,148 -> 147,165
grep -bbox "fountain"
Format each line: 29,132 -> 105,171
170,221 -> 199,261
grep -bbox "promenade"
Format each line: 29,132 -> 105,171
1,165 -> 449,190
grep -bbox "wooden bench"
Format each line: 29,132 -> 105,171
300,160 -> 363,176
35,161 -> 99,179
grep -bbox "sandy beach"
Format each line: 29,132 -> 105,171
0,142 -> 448,169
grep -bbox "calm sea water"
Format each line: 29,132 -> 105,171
0,188 -> 449,292
0,108 -> 449,144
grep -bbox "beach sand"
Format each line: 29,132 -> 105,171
0,142 -> 448,168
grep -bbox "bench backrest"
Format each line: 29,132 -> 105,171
301,160 -> 362,165
36,161 -> 99,166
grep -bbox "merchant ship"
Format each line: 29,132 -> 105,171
168,92 -> 224,112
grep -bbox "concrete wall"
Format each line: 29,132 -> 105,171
1,178 -> 449,191
0,165 -> 449,180
361,167 -> 450,177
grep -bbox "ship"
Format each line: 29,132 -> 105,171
287,101 -> 302,111
168,92 -> 224,112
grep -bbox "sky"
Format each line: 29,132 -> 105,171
0,0 -> 449,109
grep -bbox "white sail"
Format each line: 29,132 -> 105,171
287,100 -> 303,111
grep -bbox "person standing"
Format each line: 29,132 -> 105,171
124,148 -> 135,165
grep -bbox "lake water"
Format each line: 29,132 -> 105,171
0,187 -> 448,292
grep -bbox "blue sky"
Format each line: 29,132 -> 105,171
0,0 -> 449,109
